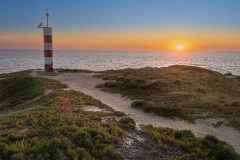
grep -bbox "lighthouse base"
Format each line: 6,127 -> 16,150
45,64 -> 54,72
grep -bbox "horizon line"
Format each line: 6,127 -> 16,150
0,48 -> 240,52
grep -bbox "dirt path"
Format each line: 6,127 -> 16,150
37,72 -> 240,153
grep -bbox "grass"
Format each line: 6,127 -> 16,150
141,125 -> 240,160
0,71 -> 67,112
0,70 -> 31,78
96,65 -> 240,129
0,90 -> 125,160
0,70 -> 239,159
0,71 -> 125,159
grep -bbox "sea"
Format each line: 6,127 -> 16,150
0,49 -> 240,75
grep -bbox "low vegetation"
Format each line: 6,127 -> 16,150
0,70 -> 239,159
58,69 -> 94,73
141,125 -> 240,160
0,90 -> 125,160
0,70 -> 31,78
96,65 -> 240,130
0,71 -> 67,112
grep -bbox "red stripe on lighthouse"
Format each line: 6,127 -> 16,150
44,35 -> 52,43
44,50 -> 53,57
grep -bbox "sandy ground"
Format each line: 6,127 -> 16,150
35,72 -> 240,153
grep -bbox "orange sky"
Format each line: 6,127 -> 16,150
1,1 -> 240,51
0,29 -> 240,51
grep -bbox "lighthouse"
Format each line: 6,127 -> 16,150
38,10 -> 54,72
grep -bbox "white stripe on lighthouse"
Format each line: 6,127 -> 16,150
43,27 -> 52,35
44,57 -> 53,65
44,43 -> 52,50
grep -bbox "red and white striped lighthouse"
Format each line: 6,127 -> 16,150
38,10 -> 54,72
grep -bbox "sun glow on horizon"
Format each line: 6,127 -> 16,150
176,44 -> 184,51
1,29 -> 240,51
168,40 -> 190,52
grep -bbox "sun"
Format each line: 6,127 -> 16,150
176,44 -> 184,51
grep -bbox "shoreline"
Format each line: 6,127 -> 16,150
33,71 -> 240,154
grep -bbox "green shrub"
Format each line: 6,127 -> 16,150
131,100 -> 148,108
10,152 -> 24,160
76,147 -> 93,160
153,105 -> 189,119
104,82 -> 119,88
52,137 -> 71,150
213,144 -> 239,160
227,118 -> 240,131
123,80 -> 143,89
73,130 -> 93,150
202,135 -> 240,160
88,129 -> 106,143
114,111 -> 126,117
116,76 -> 125,82
180,130 -> 195,138
155,105 -> 181,116
174,131 -> 183,139
2,147 -> 22,159
119,117 -> 136,129
132,101 -> 190,120
173,80 -> 182,86
202,135 -> 220,147
231,101 -> 240,107
0,142 -> 5,155
102,145 -> 122,160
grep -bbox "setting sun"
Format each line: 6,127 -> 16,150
176,44 -> 184,51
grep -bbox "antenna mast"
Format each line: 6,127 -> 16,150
45,9 -> 49,27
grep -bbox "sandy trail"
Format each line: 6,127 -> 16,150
38,72 -> 240,153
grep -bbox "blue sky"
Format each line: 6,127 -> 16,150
0,0 -> 240,50
1,0 -> 240,30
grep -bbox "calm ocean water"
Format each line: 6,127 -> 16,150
0,49 -> 240,75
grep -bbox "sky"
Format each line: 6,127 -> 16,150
0,0 -> 240,51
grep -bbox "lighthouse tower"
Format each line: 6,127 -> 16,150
38,10 -> 54,72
